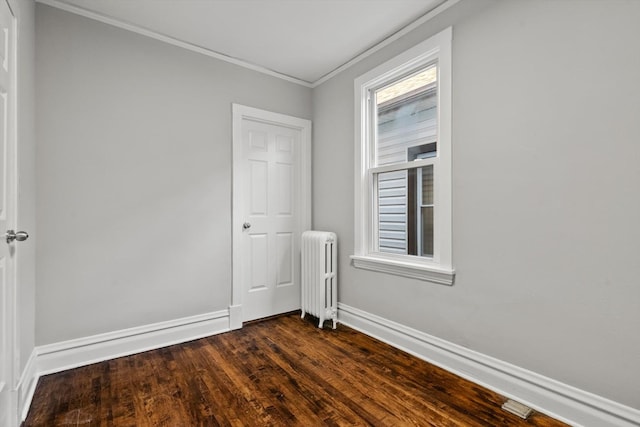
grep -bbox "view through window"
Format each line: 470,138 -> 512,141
375,65 -> 437,257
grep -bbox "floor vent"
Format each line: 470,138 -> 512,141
502,399 -> 534,419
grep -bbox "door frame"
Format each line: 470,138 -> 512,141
230,104 -> 311,329
0,0 -> 18,425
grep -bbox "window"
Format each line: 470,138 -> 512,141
352,27 -> 454,285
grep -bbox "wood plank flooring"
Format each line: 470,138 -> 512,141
24,313 -> 567,426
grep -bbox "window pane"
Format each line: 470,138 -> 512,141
376,165 -> 434,257
377,170 -> 408,254
375,64 -> 437,167
422,165 -> 433,205
421,207 -> 434,257
417,166 -> 434,257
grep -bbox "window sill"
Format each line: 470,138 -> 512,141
350,254 -> 455,286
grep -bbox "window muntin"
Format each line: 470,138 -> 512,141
352,27 -> 453,284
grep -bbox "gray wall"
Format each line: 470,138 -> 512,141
35,5 -> 312,344
313,0 -> 640,408
12,0 -> 36,375
34,0 -> 640,411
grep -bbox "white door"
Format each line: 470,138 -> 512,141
0,0 -> 19,425
232,105 -> 311,325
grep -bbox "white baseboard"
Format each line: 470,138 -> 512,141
36,309 -> 230,376
17,349 -> 38,421
337,303 -> 640,427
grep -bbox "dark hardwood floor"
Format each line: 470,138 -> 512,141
24,313 -> 567,426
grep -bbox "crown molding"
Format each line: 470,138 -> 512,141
36,0 -> 460,89
35,0 -> 314,87
312,0 -> 460,87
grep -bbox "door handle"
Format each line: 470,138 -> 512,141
6,230 -> 29,244
242,222 -> 251,230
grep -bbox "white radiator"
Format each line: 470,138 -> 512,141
301,231 -> 337,329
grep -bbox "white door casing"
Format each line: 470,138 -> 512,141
231,105 -> 311,327
0,0 -> 17,424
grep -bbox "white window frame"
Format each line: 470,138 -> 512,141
351,27 -> 454,285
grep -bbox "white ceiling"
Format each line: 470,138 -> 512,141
39,0 -> 450,85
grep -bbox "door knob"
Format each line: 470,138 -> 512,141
242,222 -> 251,230
6,230 -> 29,244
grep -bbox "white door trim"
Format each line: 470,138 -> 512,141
0,0 -> 19,425
230,104 -> 311,329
